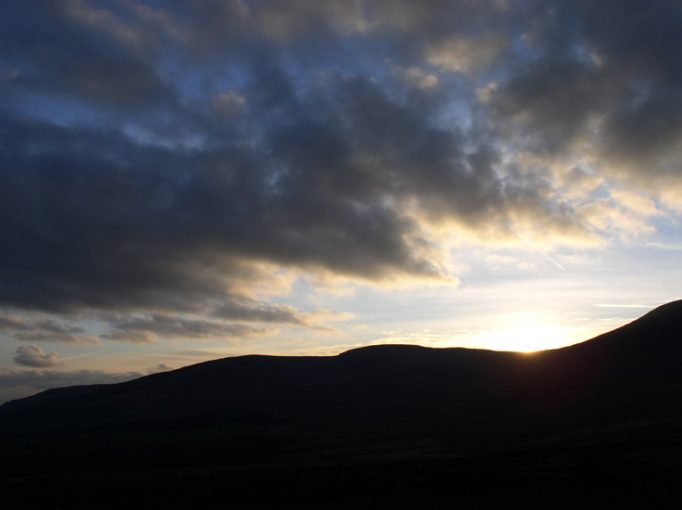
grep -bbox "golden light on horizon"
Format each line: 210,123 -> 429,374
471,313 -> 581,353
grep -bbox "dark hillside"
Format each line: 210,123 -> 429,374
2,301 -> 681,507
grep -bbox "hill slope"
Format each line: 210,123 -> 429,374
1,301 -> 681,506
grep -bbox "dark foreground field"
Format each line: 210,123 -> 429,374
2,301 -> 682,508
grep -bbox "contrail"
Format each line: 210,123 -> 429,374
514,232 -> 565,271
539,251 -> 565,271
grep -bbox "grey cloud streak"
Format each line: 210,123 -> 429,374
0,314 -> 87,343
103,314 -> 277,343
13,345 -> 62,368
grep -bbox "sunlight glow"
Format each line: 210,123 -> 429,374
472,313 -> 581,353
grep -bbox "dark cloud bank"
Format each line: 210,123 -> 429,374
0,0 -> 680,347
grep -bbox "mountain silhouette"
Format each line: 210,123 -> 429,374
2,300 -> 681,507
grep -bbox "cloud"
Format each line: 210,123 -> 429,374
645,242 -> 682,251
389,64 -> 439,90
427,33 -> 505,74
0,69 -> 592,317
210,297 -> 310,325
13,345 -> 62,368
2,2 -> 168,110
593,303 -> 656,309
489,0 -> 682,189
0,314 -> 93,343
102,313 -> 278,343
212,90 -> 246,116
148,363 -> 173,373
1,0 -> 680,346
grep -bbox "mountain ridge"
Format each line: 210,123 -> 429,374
2,300 -> 682,506
2,300 -> 681,424
5,299 -> 680,413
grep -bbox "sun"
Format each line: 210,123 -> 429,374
474,313 -> 579,353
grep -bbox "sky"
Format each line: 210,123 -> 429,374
1,0 -> 681,402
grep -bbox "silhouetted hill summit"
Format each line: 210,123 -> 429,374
1,301 -> 682,507
537,299 -> 682,384
563,299 -> 681,351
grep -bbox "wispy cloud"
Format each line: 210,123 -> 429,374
593,304 -> 656,309
645,242 -> 682,251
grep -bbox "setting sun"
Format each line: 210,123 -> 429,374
473,313 -> 581,353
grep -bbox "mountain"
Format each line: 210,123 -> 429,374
2,300 -> 682,507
